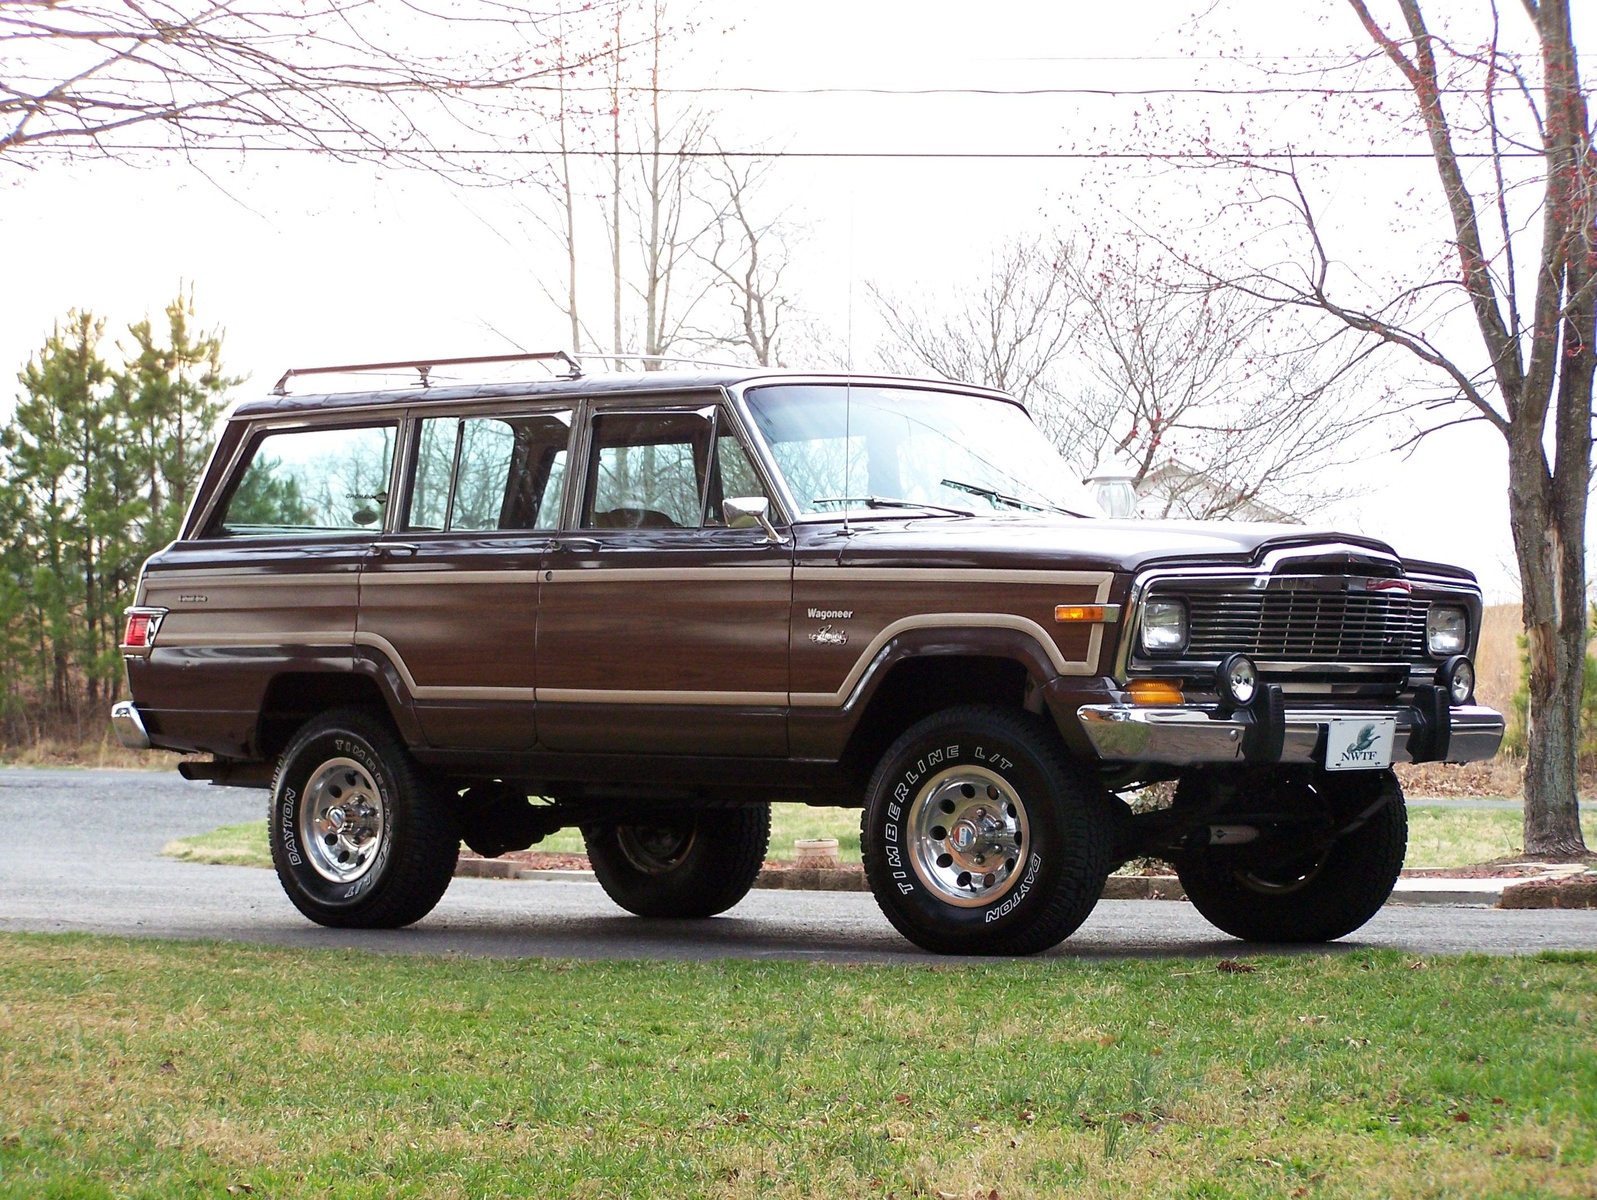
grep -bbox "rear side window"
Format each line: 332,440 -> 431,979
407,411 -> 572,532
215,424 -> 397,536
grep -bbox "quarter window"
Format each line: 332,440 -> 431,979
406,412 -> 571,532
216,424 -> 397,536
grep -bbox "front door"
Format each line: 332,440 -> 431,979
534,401 -> 791,755
357,405 -> 573,749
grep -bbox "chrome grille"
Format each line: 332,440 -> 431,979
1181,588 -> 1430,662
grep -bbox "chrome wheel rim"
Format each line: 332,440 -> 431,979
299,757 -> 386,884
617,821 -> 697,874
907,765 -> 1030,908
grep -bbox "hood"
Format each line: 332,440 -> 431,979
825,515 -> 1468,579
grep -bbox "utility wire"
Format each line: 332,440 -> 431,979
18,145 -> 1545,160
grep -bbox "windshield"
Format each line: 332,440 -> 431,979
743,384 -> 1103,518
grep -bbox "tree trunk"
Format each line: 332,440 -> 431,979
1510,431 -> 1590,858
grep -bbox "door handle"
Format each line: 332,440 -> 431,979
368,542 -> 420,558
556,538 -> 602,554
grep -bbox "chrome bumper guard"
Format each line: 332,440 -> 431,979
110,701 -> 151,751
1077,701 -> 1505,767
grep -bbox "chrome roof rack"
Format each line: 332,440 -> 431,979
270,350 -> 581,396
570,352 -> 756,372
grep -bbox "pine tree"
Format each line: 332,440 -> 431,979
117,287 -> 237,552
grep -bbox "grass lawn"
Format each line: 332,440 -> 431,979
0,935 -> 1591,1198
164,802 -> 1597,872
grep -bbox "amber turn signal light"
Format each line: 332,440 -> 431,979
1127,679 -> 1184,705
1054,604 -> 1119,624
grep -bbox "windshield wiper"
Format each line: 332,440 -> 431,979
939,478 -> 1090,518
812,495 -> 974,517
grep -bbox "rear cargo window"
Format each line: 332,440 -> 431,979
214,424 -> 397,536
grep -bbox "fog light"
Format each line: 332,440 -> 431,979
1216,654 -> 1258,706
1439,655 -> 1475,705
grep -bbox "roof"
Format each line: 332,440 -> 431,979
229,365 -> 1020,419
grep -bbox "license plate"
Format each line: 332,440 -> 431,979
1325,718 -> 1396,771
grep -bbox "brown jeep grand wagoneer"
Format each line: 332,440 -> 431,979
111,353 -> 1505,955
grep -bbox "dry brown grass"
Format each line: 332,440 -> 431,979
1472,602 -> 1521,719
0,725 -> 184,770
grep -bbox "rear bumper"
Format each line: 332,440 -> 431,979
110,701 -> 151,751
1077,701 -> 1504,767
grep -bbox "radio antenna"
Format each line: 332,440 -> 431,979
843,189 -> 855,538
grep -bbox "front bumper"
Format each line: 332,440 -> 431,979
1078,700 -> 1505,767
110,701 -> 152,751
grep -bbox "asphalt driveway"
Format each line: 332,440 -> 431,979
2,767 -> 1593,962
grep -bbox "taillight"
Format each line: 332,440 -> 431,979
121,608 -> 167,654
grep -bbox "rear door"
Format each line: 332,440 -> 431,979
356,404 -> 573,749
534,398 -> 792,755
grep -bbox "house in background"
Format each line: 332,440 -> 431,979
1086,457 -> 1296,523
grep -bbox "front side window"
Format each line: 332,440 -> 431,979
744,385 -> 1102,518
216,423 -> 397,536
407,411 -> 571,532
582,409 -> 770,530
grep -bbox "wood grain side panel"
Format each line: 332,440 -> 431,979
790,576 -> 1108,700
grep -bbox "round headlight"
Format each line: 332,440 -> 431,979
1140,598 -> 1188,655
1216,653 -> 1258,706
1426,605 -> 1469,657
1439,655 -> 1475,705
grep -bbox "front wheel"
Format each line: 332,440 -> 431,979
268,708 -> 459,929
583,805 -> 770,918
1174,768 -> 1407,943
861,706 -> 1113,956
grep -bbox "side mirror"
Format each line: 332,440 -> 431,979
724,495 -> 781,543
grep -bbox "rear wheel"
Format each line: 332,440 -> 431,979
268,708 -> 459,929
861,705 -> 1113,956
583,805 -> 770,918
1174,768 -> 1407,942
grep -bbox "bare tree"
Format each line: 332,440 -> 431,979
1,0 -> 605,175
871,238 -> 1078,406
1169,1 -> 1592,856
872,238 -> 1369,520
695,152 -> 796,366
1067,247 -> 1374,520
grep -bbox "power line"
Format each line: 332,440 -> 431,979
21,144 -> 1543,161
432,83 -> 1505,98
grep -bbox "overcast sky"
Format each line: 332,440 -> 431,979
4,0 -> 1582,601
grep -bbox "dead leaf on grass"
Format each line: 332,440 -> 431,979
1453,1112 -> 1471,1122
225,1186 -> 253,1196
1296,1015 -> 1327,1025
1217,959 -> 1256,974
1097,1034 -> 1118,1047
